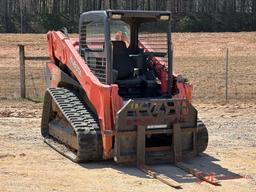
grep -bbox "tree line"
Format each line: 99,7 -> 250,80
0,0 -> 256,33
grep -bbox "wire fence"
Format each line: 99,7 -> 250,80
0,43 -> 48,99
0,43 -> 255,101
173,46 -> 256,101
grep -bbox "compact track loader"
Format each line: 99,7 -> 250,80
41,10 -> 208,166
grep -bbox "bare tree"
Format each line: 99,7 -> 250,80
0,0 -> 255,32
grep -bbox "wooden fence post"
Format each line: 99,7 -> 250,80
225,48 -> 229,101
18,44 -> 26,98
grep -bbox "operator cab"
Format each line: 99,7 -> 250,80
79,10 -> 172,99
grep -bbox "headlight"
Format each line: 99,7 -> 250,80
159,15 -> 170,21
111,14 -> 122,20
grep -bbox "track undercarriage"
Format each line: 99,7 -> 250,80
41,88 -> 102,162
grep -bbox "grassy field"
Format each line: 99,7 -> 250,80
0,32 -> 255,100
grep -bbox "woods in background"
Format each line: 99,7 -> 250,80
0,0 -> 256,33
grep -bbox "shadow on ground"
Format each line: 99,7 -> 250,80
79,153 -> 242,185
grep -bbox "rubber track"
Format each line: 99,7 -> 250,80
41,87 -> 102,162
196,120 -> 208,154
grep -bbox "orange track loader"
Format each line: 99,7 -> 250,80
41,10 -> 208,165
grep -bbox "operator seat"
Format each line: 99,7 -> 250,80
112,41 -> 143,96
112,41 -> 134,80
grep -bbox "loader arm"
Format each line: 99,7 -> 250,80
138,40 -> 193,102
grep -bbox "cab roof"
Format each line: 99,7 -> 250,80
80,10 -> 171,23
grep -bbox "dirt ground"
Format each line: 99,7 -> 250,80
0,99 -> 255,192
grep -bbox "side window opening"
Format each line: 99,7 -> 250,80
80,21 -> 107,84
110,20 -> 130,48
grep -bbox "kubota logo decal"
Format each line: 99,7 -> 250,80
69,56 -> 81,76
